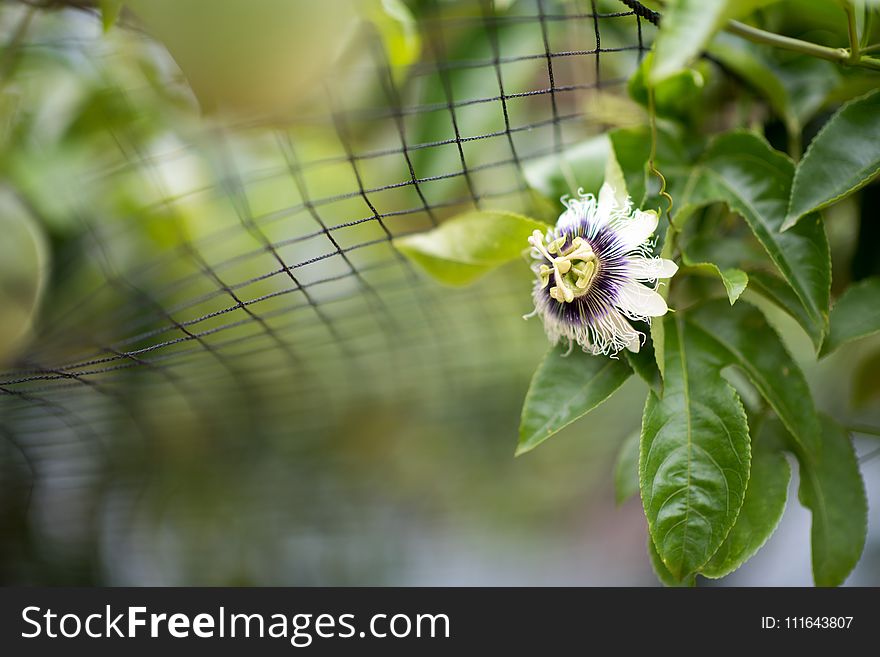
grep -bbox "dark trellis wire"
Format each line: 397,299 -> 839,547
0,1 -> 657,423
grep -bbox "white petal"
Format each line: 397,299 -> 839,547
590,307 -> 642,355
627,257 -> 678,281
614,209 -> 658,250
615,280 -> 668,318
596,182 -> 617,227
556,206 -> 579,231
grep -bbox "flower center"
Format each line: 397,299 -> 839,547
529,230 -> 598,303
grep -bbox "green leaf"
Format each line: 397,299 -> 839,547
820,277 -> 880,357
100,0 -> 124,32
393,211 -> 548,286
681,257 -> 748,305
747,270 -> 824,351
648,227 -> 677,380
701,421 -> 790,578
648,537 -> 695,587
629,53 -> 704,121
517,345 -> 632,456
708,33 -> 790,125
640,315 -> 751,580
708,34 -> 840,137
368,0 -> 421,86
687,300 -> 820,455
718,269 -> 752,305
682,231 -> 766,272
609,129 -> 650,208
786,90 -> 880,229
614,431 -> 641,505
524,135 -> 609,202
795,416 -> 867,587
650,0 -> 779,85
773,56 -> 840,130
678,131 -> 830,348
624,330 -> 662,394
608,126 -> 690,208
603,140 -> 630,202
0,191 -> 49,367
650,318 -> 666,381
651,0 -> 729,85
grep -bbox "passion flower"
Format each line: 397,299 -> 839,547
527,183 -> 677,356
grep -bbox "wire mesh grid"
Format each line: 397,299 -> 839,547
0,1 -> 658,564
2,3 -> 652,396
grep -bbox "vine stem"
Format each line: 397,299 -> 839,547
725,20 -> 880,71
647,86 -> 673,223
844,2 -> 861,63
647,86 -> 678,267
620,0 -> 880,70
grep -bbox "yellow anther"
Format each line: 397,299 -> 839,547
574,260 -> 596,290
549,285 -> 574,303
567,244 -> 594,261
532,231 -> 597,304
583,259 -> 596,278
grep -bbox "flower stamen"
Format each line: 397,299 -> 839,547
526,183 -> 678,356
529,230 -> 598,303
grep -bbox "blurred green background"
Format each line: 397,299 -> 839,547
0,0 -> 877,585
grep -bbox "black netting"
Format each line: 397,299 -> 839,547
0,1 -> 657,578
2,5 -> 652,385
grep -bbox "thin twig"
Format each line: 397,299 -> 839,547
726,19 -> 880,71
647,87 -> 673,221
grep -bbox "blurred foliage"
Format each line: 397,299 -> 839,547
0,0 -> 878,587
0,191 -> 47,365
0,0 -> 657,586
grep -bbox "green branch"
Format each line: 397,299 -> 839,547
844,2 -> 860,63
725,19 -> 880,72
